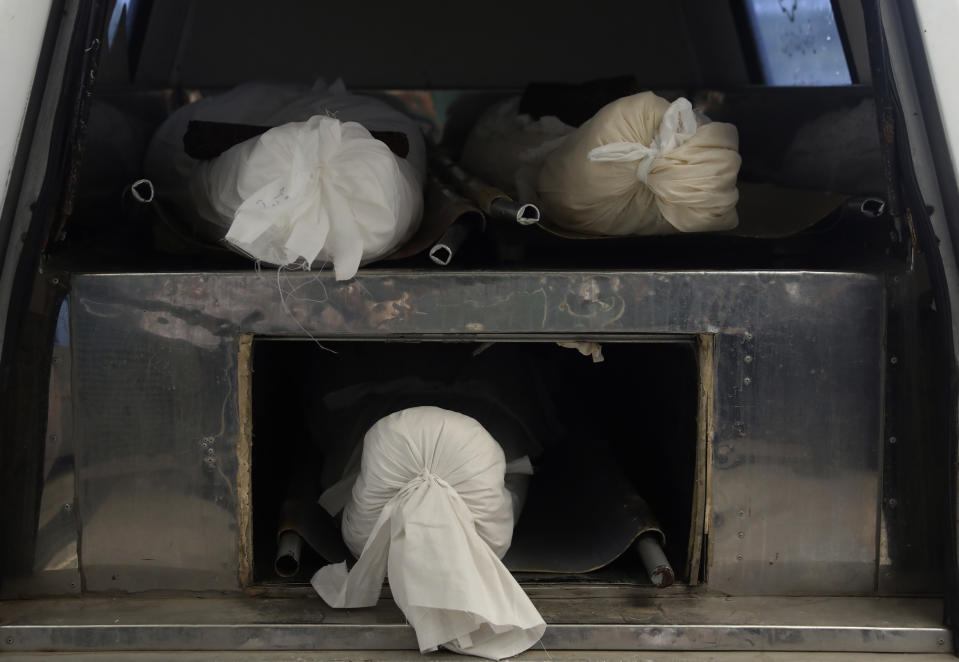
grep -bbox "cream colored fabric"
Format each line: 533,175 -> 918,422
536,92 -> 741,236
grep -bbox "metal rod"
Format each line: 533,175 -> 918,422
429,219 -> 473,266
489,198 -> 541,226
857,197 -> 887,218
636,533 -> 674,588
122,178 -> 155,204
274,530 -> 303,578
431,150 -> 540,225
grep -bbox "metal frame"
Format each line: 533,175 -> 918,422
0,595 -> 949,653
34,268 -> 886,596
0,267 -> 911,653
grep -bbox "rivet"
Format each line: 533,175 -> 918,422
737,531 -> 745,538
889,436 -> 897,444
63,503 -> 72,512
744,332 -> 753,341
738,510 -> 746,518
888,498 -> 898,508
744,355 -> 753,363
938,638 -> 945,646
743,377 -> 752,386
737,554 -> 744,561
890,355 -> 899,365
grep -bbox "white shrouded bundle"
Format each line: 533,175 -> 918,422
144,81 -> 426,280
312,406 -> 545,660
461,92 -> 741,236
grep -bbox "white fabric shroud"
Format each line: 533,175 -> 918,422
144,80 -> 426,280
311,406 -> 545,660
536,92 -> 741,236
459,97 -> 575,203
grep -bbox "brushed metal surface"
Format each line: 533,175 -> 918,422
0,654 -> 955,662
68,270 -> 884,594
0,655 -> 954,662
1,299 -> 81,598
880,272 -> 947,594
0,596 -> 946,653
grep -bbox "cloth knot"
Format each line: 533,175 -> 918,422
407,467 -> 449,492
586,97 -> 698,184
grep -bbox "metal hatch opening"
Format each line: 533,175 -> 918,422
245,337 -> 710,593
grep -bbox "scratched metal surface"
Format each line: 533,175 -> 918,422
0,595 -> 948,653
67,270 -> 884,594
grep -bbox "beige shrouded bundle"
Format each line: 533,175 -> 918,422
536,92 -> 741,236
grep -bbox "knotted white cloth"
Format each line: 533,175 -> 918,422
144,80 -> 425,280
586,97 -> 699,184
201,115 -> 421,280
311,407 -> 545,660
536,92 -> 741,236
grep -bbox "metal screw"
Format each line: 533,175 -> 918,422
890,355 -> 899,365
737,531 -> 745,538
888,498 -> 898,508
743,377 -> 752,386
744,355 -> 753,363
63,503 -> 72,512
889,436 -> 897,444
938,638 -> 945,646
744,332 -> 753,341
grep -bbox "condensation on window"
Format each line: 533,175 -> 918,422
745,0 -> 852,86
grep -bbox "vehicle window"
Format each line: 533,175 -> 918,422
742,0 -> 853,85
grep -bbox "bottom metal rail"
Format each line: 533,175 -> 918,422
0,596 -> 949,654
0,654 -> 955,662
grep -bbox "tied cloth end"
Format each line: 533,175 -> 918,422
586,97 -> 698,184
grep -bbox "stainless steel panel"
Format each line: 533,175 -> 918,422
879,272 -> 946,594
0,596 -> 946,653
1,301 -> 81,598
1,655 -> 956,662
71,270 -> 884,594
72,290 -> 241,592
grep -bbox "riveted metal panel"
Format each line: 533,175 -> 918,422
70,270 -> 883,594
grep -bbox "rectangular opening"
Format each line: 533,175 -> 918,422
246,337 -> 707,591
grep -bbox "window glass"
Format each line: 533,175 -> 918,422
744,0 -> 852,85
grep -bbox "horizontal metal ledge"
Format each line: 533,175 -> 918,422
70,269 -> 883,338
0,653 -> 956,662
0,597 -> 949,654
0,623 -> 949,653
